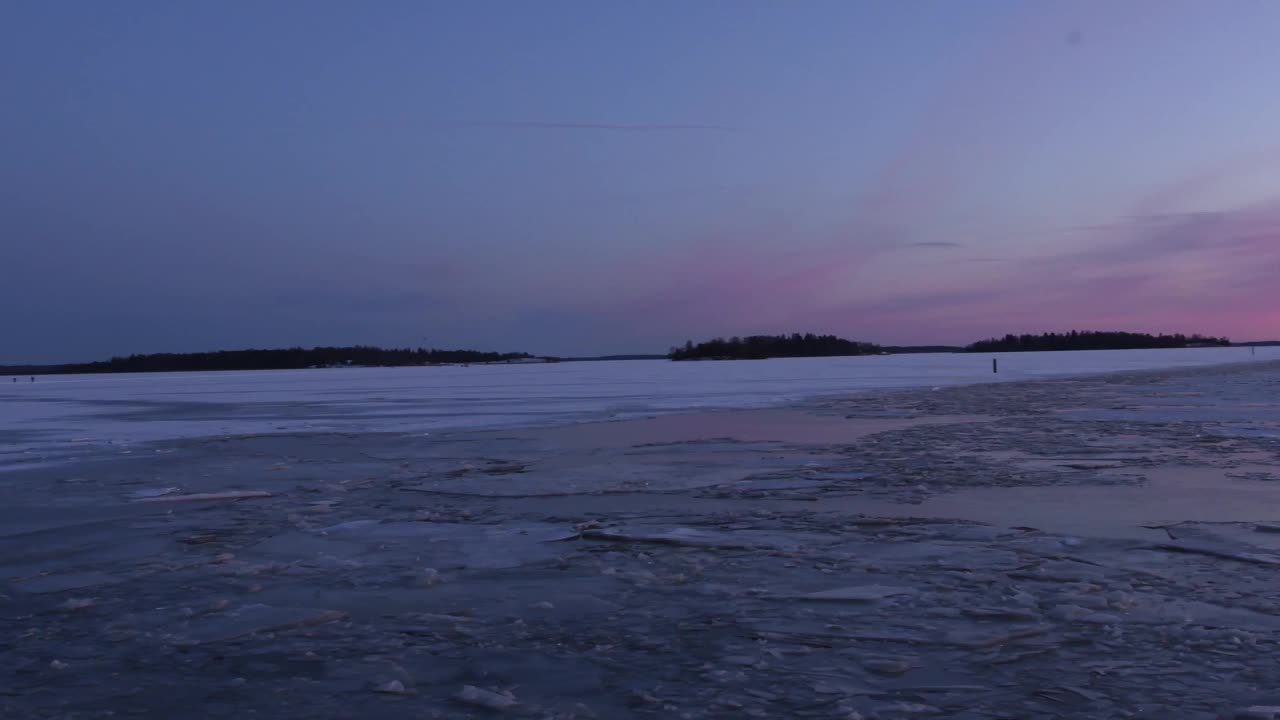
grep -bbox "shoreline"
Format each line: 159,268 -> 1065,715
3,361 -> 1280,718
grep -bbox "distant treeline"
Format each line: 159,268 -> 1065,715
967,331 -> 1231,353
881,345 -> 964,354
2,346 -> 542,375
670,334 -> 881,360
562,354 -> 669,362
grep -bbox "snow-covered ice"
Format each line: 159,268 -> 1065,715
0,347 -> 1275,469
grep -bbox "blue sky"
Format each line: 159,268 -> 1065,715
3,0 -> 1279,362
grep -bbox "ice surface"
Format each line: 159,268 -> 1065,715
5,359 -> 1280,718
1,348 -> 1275,470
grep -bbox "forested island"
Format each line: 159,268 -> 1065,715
1,346 -> 548,375
669,334 -> 881,360
5,331 -> 1251,376
881,345 -> 964,354
966,331 -> 1231,353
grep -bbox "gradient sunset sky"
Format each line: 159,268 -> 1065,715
3,0 -> 1279,361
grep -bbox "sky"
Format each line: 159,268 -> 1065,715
3,0 -> 1280,362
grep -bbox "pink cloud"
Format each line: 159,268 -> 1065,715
467,121 -> 738,132
885,201 -> 1280,341
591,191 -> 1280,346
591,219 -> 927,341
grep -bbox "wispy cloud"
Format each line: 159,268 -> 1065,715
901,200 -> 1280,339
543,149 -> 1280,346
466,121 -> 739,132
601,196 -> 1280,343
902,241 -> 963,249
848,288 -> 1003,315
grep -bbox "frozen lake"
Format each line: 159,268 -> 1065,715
6,359 -> 1280,718
1,346 -> 1275,469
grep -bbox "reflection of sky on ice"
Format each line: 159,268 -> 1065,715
2,347 -> 1276,470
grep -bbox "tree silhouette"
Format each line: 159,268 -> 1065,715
1,346 -> 546,375
669,334 -> 880,360
966,331 -> 1230,353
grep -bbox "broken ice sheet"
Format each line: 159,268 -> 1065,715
791,585 -> 917,602
171,604 -> 347,645
128,487 -> 180,499
12,571 -> 126,594
455,685 -> 518,710
248,521 -> 579,571
582,525 -> 829,551
135,489 -> 272,503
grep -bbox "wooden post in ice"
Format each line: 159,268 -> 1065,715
992,358 -> 998,374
